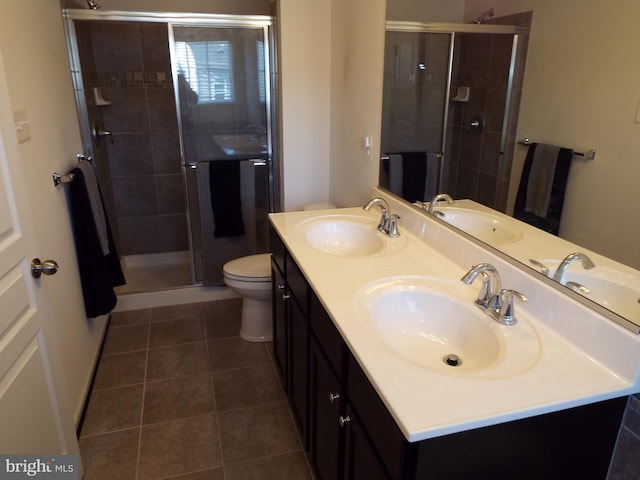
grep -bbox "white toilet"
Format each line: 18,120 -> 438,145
223,253 -> 273,342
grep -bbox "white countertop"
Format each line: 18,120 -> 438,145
269,194 -> 640,442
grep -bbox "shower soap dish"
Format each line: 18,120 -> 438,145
94,87 -> 112,106
451,86 -> 470,102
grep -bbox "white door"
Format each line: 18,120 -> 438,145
0,49 -> 80,458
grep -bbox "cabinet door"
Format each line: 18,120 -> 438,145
289,295 -> 310,448
271,262 -> 288,390
343,404 -> 392,480
310,337 -> 343,480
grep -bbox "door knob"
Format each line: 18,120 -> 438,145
31,258 -> 59,278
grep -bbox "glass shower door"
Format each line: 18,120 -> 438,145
379,31 -> 452,203
171,24 -> 272,285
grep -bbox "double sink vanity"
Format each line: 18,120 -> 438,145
268,190 -> 640,479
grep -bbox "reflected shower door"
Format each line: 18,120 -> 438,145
380,31 -> 452,203
172,24 -> 272,285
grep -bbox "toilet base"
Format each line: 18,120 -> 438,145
239,296 -> 273,342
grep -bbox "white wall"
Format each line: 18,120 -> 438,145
387,0 -> 465,22
328,0 -> 386,207
278,0 -> 332,211
0,0 -> 107,424
464,0 -> 640,268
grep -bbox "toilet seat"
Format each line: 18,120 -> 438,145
223,253 -> 271,282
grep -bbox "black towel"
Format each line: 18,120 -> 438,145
514,143 -> 573,236
401,152 -> 428,202
209,160 -> 245,238
69,167 -> 125,318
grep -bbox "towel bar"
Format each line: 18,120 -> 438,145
518,138 -> 596,160
52,153 -> 93,186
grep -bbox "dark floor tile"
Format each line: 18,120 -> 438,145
93,351 -> 146,390
149,316 -> 204,348
608,427 -> 640,479
81,385 -> 143,437
102,323 -> 149,355
204,310 -> 241,340
225,451 -> 312,480
151,302 -> 202,322
146,342 -> 209,381
169,470 -> 224,480
208,337 -> 270,372
218,403 -> 301,463
110,308 -> 151,327
203,298 -> 242,315
79,428 -> 139,480
138,414 -> 222,480
143,373 -> 214,425
213,364 -> 283,411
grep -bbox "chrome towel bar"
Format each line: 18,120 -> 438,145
518,138 -> 596,160
52,154 -> 93,186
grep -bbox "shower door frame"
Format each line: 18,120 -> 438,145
384,21 -> 523,209
62,9 -> 275,286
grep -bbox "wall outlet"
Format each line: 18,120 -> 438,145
361,136 -> 372,162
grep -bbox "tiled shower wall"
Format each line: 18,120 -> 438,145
78,21 -> 188,256
445,12 -> 531,212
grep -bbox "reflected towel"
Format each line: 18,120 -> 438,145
209,160 -> 245,238
514,143 -> 573,236
525,143 -> 562,217
401,152 -> 427,202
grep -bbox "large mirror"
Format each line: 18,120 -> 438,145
380,0 -> 640,330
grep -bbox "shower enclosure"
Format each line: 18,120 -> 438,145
380,20 -> 529,212
62,10 -> 275,293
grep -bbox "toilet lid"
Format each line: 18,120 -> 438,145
223,253 -> 271,281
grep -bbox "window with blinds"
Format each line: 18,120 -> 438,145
175,40 -> 233,103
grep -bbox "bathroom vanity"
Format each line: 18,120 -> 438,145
269,193 -> 640,479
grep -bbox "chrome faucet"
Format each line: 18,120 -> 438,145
461,263 -> 502,310
461,263 -> 528,325
552,252 -> 595,283
363,197 -> 400,237
427,193 -> 455,216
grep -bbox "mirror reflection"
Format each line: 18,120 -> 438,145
380,1 -> 640,329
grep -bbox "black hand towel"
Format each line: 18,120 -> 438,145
401,152 -> 428,202
514,143 -> 573,236
209,160 -> 245,238
69,167 -> 125,318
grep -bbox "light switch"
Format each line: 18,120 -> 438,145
13,109 -> 31,143
635,102 -> 640,124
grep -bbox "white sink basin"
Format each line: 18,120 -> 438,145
434,207 -> 523,246
297,214 -> 405,257
355,276 -> 541,379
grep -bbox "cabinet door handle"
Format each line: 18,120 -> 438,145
338,415 -> 351,428
282,294 -> 290,300
278,283 -> 285,290
328,392 -> 340,403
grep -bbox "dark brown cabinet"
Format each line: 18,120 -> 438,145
270,226 -> 627,480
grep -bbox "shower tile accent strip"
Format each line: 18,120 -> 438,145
79,299 -> 312,480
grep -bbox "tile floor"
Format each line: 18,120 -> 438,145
79,299 -> 314,480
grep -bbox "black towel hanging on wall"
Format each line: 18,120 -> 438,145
69,167 -> 125,317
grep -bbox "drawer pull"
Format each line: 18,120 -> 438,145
339,415 -> 351,428
328,392 -> 340,403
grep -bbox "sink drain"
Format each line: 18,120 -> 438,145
443,354 -> 461,367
